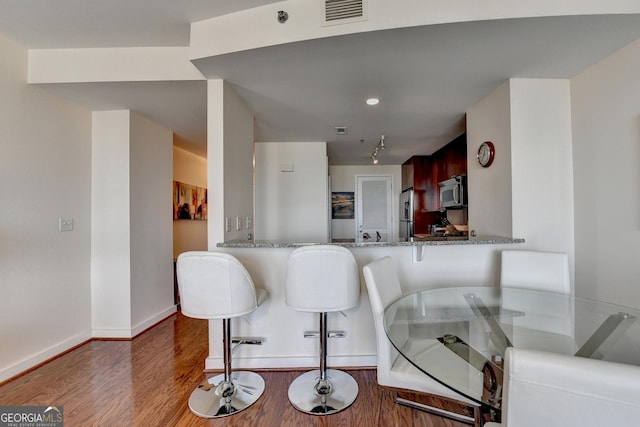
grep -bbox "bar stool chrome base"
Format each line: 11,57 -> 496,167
287,369 -> 358,415
188,371 -> 265,418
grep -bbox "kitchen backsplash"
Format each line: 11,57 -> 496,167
446,208 -> 467,226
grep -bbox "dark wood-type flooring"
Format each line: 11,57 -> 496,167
0,312 -> 471,426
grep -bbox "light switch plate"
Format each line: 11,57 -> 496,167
236,216 -> 242,231
225,217 -> 231,232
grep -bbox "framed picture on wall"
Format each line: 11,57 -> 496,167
173,181 -> 207,220
331,192 -> 354,219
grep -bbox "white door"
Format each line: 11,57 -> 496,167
356,175 -> 393,242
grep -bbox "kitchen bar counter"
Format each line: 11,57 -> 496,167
206,236 -> 526,373
217,235 -> 524,248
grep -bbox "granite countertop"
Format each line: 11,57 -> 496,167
217,235 -> 524,248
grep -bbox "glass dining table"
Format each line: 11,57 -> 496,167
383,286 -> 640,416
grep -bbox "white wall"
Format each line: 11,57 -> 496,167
571,39 -> 640,306
207,80 -> 225,246
129,112 -> 174,332
329,165 -> 402,240
223,83 -> 255,243
207,80 -> 255,246
254,142 -> 329,241
91,111 -> 133,335
509,79 -> 575,259
466,80 -> 513,237
173,146 -> 207,258
0,34 -> 92,382
29,47 -> 204,83
467,79 -> 575,288
91,110 -> 175,338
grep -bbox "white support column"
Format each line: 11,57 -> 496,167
91,110 -> 175,338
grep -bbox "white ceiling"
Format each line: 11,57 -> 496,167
0,0 -> 278,48
2,2 -> 640,164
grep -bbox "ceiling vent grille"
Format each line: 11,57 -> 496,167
323,0 -> 367,26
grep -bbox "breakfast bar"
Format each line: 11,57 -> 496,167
217,235 -> 522,248
202,236 -> 524,372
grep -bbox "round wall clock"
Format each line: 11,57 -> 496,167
477,141 -> 495,168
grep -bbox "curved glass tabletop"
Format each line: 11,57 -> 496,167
383,286 -> 640,411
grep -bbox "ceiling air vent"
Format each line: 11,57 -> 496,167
323,0 -> 367,27
335,126 -> 348,135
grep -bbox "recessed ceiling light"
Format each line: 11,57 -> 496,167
366,98 -> 380,106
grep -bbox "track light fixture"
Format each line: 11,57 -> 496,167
370,135 -> 386,164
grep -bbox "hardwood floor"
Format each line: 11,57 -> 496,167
0,313 -> 471,426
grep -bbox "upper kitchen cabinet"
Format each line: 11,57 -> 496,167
402,156 -> 428,191
401,158 -> 414,191
403,133 -> 467,213
402,155 -> 435,234
436,133 -> 467,182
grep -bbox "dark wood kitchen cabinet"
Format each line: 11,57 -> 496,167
402,156 -> 437,234
402,133 -> 467,223
430,133 -> 467,210
435,133 -> 467,183
402,156 -> 427,191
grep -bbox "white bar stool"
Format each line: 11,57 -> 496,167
176,251 -> 267,418
285,245 -> 360,415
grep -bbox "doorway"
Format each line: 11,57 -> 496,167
355,175 -> 393,242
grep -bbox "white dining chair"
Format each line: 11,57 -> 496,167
499,250 -> 575,353
484,347 -> 640,427
499,250 -> 570,295
362,256 -> 480,424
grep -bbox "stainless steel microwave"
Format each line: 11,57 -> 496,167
439,176 -> 466,209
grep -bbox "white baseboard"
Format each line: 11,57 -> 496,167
0,332 -> 91,383
131,305 -> 177,337
2,306 -> 178,382
91,328 -> 135,339
92,305 -> 177,339
205,355 -> 377,371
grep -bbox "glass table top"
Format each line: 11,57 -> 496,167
383,286 -> 640,411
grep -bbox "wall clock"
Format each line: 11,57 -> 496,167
477,141 -> 495,168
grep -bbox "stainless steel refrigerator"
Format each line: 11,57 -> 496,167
399,188 -> 414,241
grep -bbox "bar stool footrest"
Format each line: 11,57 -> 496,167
303,331 -> 346,338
